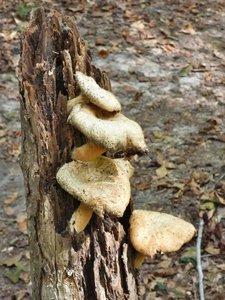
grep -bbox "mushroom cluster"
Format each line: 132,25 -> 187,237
57,71 -> 147,233
56,71 -> 195,267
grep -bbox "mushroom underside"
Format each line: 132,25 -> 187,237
71,142 -> 106,161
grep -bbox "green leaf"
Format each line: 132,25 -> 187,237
173,288 -> 185,298
180,246 -> 197,267
16,4 -> 32,20
154,281 -> 168,295
4,267 -> 21,284
200,201 -> 215,210
4,262 -> 29,284
178,64 -> 192,77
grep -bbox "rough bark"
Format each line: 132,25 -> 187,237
18,7 -> 139,300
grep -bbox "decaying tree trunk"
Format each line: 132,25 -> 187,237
18,7 -> 139,300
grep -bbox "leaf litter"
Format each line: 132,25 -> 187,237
1,0 -> 225,299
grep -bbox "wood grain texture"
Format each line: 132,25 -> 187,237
18,7 -> 139,300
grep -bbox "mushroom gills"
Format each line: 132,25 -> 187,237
70,203 -> 93,233
134,251 -> 145,268
71,142 -> 106,161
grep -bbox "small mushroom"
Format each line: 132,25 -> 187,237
71,142 -> 106,161
68,103 -> 148,155
75,71 -> 121,112
129,210 -> 196,268
56,156 -> 134,232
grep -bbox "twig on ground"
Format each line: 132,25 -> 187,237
197,218 -> 205,300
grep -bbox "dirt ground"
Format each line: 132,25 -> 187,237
0,0 -> 225,299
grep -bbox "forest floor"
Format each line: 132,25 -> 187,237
0,0 -> 225,299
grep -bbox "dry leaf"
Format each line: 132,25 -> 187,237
205,244 -> 220,255
3,192 -> 18,204
201,192 -> 225,205
4,206 -> 16,216
0,253 -> 22,266
136,182 -> 151,191
14,289 -> 30,300
156,155 -> 176,169
17,214 -> 27,233
8,143 -> 21,157
131,20 -> 145,30
217,264 -> 225,271
214,135 -> 225,142
200,191 -> 215,201
98,49 -> 109,58
189,179 -> 203,195
95,38 -> 105,46
159,257 -> 172,269
19,271 -> 30,283
156,165 -> 168,178
161,43 -> 177,53
214,193 -> 225,205
154,267 -> 177,277
180,23 -> 196,35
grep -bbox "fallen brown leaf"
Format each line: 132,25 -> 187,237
3,192 -> 18,204
180,23 -> 196,35
95,38 -> 105,46
212,135 -> 225,143
156,165 -> 168,179
98,49 -> 109,58
205,243 -> 220,255
17,213 -> 28,233
14,289 -> 30,300
136,182 -> 151,191
0,253 -> 22,267
4,206 -> 16,216
154,267 -> 178,277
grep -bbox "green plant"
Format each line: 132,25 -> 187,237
16,4 -> 32,20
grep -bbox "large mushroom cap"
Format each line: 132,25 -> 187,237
56,157 -> 134,217
75,71 -> 121,112
129,210 -> 196,257
68,103 -> 148,155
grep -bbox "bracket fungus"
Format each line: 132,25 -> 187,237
129,210 -> 196,268
68,103 -> 148,155
56,157 -> 134,233
75,71 -> 121,112
57,71 -> 147,234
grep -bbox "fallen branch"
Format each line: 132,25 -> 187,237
196,218 -> 205,300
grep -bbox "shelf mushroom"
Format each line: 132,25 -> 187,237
74,71 -> 121,113
67,71 -> 147,160
56,156 -> 134,233
68,102 -> 148,157
129,210 -> 196,268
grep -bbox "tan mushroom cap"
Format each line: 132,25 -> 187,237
56,156 -> 134,217
68,103 -> 148,155
129,210 -> 196,257
75,71 -> 121,112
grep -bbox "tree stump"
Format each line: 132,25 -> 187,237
18,7 -> 139,300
